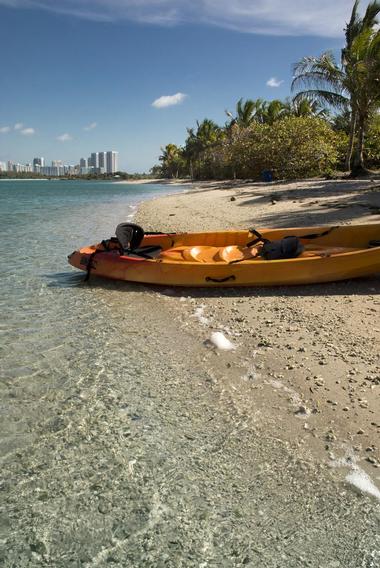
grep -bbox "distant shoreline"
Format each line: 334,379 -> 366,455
0,177 -> 49,181
113,178 -> 191,186
0,177 -> 190,185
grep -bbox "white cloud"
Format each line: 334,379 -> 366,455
84,121 -> 97,130
57,133 -> 72,141
0,0 -> 355,37
152,92 -> 187,109
21,127 -> 35,135
0,126 -> 11,133
14,122 -> 23,130
266,77 -> 284,88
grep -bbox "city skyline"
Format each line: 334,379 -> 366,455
1,150 -> 119,176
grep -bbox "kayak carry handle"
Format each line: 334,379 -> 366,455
205,275 -> 236,283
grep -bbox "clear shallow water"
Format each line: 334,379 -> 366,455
0,180 -> 379,567
0,180 -> 179,396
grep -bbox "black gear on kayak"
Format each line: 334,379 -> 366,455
245,226 -> 341,261
246,229 -> 303,260
115,223 -> 145,252
115,223 -> 164,259
260,236 -> 304,260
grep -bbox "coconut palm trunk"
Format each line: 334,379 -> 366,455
352,113 -> 368,174
345,110 -> 357,171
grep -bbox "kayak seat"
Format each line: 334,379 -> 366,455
159,247 -> 188,262
220,245 -> 259,263
183,246 -> 221,263
160,246 -> 222,263
159,245 -> 260,263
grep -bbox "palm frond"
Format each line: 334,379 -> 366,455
345,0 -> 361,48
292,52 -> 345,93
293,90 -> 349,111
363,1 -> 380,28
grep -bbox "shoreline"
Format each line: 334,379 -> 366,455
113,178 -> 190,185
135,177 -> 380,482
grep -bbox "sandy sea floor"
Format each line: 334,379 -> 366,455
2,177 -> 380,567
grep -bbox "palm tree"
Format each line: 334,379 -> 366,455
282,97 -> 329,119
343,0 -> 380,63
292,1 -> 380,175
342,0 -> 380,169
226,98 -> 267,128
348,28 -> 380,172
159,143 -> 184,178
184,119 -> 223,179
260,99 -> 286,124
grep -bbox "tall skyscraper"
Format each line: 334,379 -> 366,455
90,152 -> 99,168
79,158 -> 87,168
98,152 -> 107,172
106,151 -> 118,174
33,157 -> 44,167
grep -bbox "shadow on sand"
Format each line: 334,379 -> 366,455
234,180 -> 380,228
47,270 -> 380,298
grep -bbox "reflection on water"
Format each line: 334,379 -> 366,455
0,181 -> 379,567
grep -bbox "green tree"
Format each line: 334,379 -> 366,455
159,144 -> 186,178
184,119 -> 223,179
364,113 -> 380,166
224,117 -> 339,180
226,98 -> 263,128
283,97 -> 329,119
292,1 -> 380,175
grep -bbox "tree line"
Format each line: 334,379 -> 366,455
154,1 -> 380,181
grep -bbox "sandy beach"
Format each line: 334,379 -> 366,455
135,178 -> 380,475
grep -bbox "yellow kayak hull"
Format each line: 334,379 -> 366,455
68,224 -> 380,287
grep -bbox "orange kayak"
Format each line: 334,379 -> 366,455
68,224 -> 380,287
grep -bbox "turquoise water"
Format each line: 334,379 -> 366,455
1,180 -> 379,567
0,179 -> 179,388
0,181 -> 178,370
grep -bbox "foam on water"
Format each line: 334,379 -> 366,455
330,451 -> 380,503
210,331 -> 236,351
191,304 -> 210,326
346,468 -> 380,502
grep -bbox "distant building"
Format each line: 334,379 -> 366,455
98,151 -> 107,171
90,152 -> 99,168
64,165 -> 76,175
41,165 -> 64,176
33,157 -> 44,168
7,161 -> 13,172
0,161 -> 6,172
13,163 -> 32,173
106,151 -> 118,174
79,158 -> 87,168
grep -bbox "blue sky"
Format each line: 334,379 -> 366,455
0,0 -> 353,171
